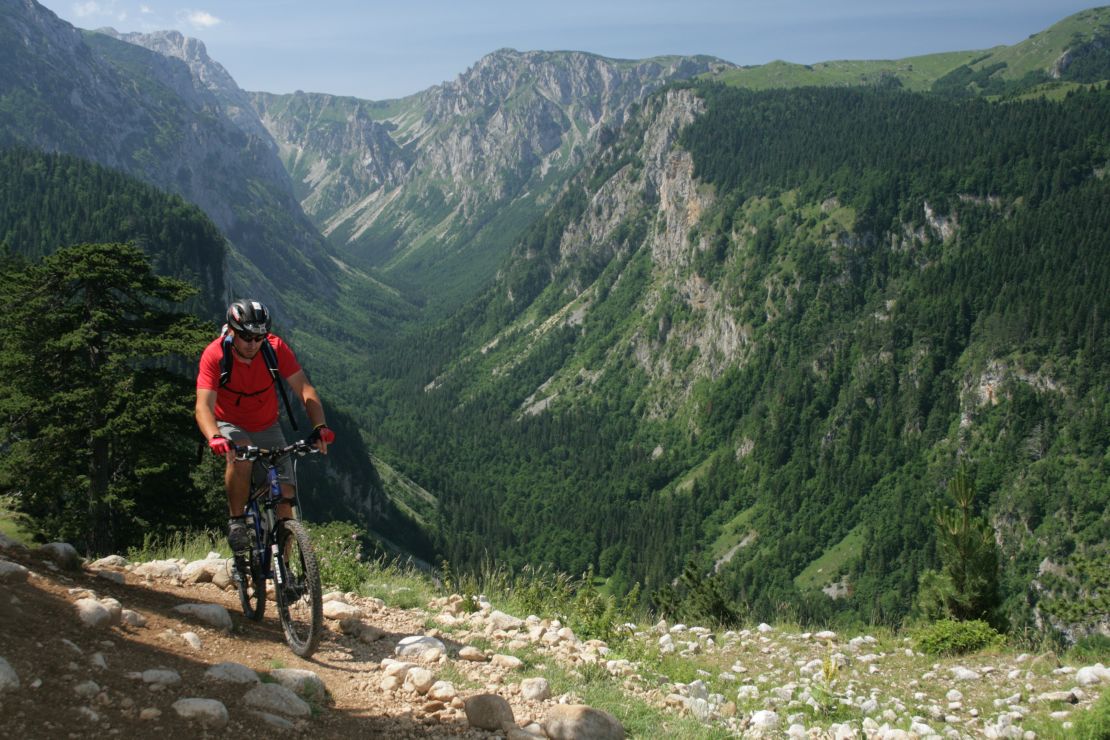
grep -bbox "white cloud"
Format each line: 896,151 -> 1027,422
72,1 -> 105,18
183,10 -> 221,28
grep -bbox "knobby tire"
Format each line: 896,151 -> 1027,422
274,519 -> 323,658
235,532 -> 266,621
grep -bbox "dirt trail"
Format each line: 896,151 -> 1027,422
0,546 -> 496,739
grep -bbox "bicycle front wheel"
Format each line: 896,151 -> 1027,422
274,519 -> 323,657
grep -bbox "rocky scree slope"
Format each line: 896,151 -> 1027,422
251,49 -> 734,302
2,537 -> 1109,738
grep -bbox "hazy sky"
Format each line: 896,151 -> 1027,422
44,1 -> 1100,100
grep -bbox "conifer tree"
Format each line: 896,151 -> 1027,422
0,243 -> 215,555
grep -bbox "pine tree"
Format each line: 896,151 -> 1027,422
0,243 -> 215,555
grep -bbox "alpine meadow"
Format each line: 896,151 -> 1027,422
2,0 -> 1109,664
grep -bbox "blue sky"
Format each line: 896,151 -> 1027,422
45,1 -> 1100,100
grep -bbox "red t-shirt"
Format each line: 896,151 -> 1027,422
196,334 -> 302,432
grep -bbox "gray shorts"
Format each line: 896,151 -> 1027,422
217,420 -> 296,491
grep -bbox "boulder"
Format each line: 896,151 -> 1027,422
243,683 -> 312,717
544,704 -> 625,740
172,698 -> 229,729
172,603 -> 232,632
465,693 -> 515,731
39,542 -> 82,570
0,560 -> 29,583
74,598 -> 112,628
271,668 -> 327,701
204,662 -> 260,685
395,635 -> 446,659
521,677 -> 551,701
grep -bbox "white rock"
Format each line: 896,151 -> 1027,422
74,598 -> 112,628
951,667 -> 980,681
182,632 -> 202,650
488,609 -> 525,630
271,668 -> 327,700
491,654 -> 524,670
521,677 -> 551,701
758,623 -> 774,633
814,630 -> 837,641
395,635 -> 446,658
133,559 -> 181,579
322,600 -> 362,620
1075,664 -> 1110,686
90,555 -> 128,568
750,709 -> 779,730
136,668 -> 181,687
403,667 -> 435,694
172,603 -> 232,632
74,679 -> 100,698
427,680 -> 458,702
243,683 -> 312,717
205,662 -> 260,685
172,698 -> 228,729
95,570 -> 125,584
121,609 -> 147,627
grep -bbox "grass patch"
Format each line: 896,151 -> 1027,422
0,495 -> 34,546
125,529 -> 227,562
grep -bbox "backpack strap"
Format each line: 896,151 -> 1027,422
260,339 -> 299,431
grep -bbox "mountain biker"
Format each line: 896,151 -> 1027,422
195,299 -> 335,553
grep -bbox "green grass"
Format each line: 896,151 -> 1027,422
0,496 -> 34,546
125,529 -> 227,562
794,525 -> 865,591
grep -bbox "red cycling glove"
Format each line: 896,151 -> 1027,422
309,425 -> 335,445
208,435 -> 232,455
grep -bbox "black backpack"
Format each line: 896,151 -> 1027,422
218,329 -> 298,430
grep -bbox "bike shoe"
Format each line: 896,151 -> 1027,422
227,518 -> 251,553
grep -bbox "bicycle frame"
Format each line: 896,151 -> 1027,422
235,442 -> 313,581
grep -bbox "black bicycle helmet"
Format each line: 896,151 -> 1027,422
226,299 -> 272,335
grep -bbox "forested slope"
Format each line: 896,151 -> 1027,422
359,81 -> 1110,629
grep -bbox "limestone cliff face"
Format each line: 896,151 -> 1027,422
251,49 -> 733,289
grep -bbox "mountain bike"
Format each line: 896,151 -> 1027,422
232,440 -> 324,658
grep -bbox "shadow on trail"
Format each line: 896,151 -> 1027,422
0,546 -> 482,738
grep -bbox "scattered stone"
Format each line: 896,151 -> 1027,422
465,693 -> 515,731
74,680 -> 100,699
139,707 -> 161,720
459,646 -> 487,662
90,555 -> 128,569
403,666 -> 436,694
133,559 -> 181,580
1076,664 -> 1110,686
395,635 -> 446,659
134,668 -> 182,687
243,683 -> 312,717
521,676 -> 551,701
322,600 -> 362,620
0,559 -> 29,583
249,710 -> 295,731
172,698 -> 229,729
98,598 -> 122,626
74,598 -> 112,628
182,632 -> 203,650
492,654 -> 524,670
205,661 -> 261,685
0,661 -> 21,696
427,680 -> 457,702
545,704 -> 625,740
489,609 -> 525,630
951,667 -> 981,681
120,609 -> 147,628
39,542 -> 82,570
271,668 -> 327,701
172,603 -> 232,632
95,570 -> 125,585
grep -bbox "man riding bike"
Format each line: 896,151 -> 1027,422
195,299 -> 335,553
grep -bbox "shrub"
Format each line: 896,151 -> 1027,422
913,618 -> 1004,656
1068,686 -> 1110,740
305,520 -> 368,592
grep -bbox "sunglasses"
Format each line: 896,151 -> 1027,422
236,332 -> 268,343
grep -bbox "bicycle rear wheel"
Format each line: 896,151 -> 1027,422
274,519 -> 323,657
235,530 -> 265,621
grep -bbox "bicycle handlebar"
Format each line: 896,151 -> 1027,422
233,440 -> 320,462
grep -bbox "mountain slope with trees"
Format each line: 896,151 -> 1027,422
361,76 -> 1110,631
